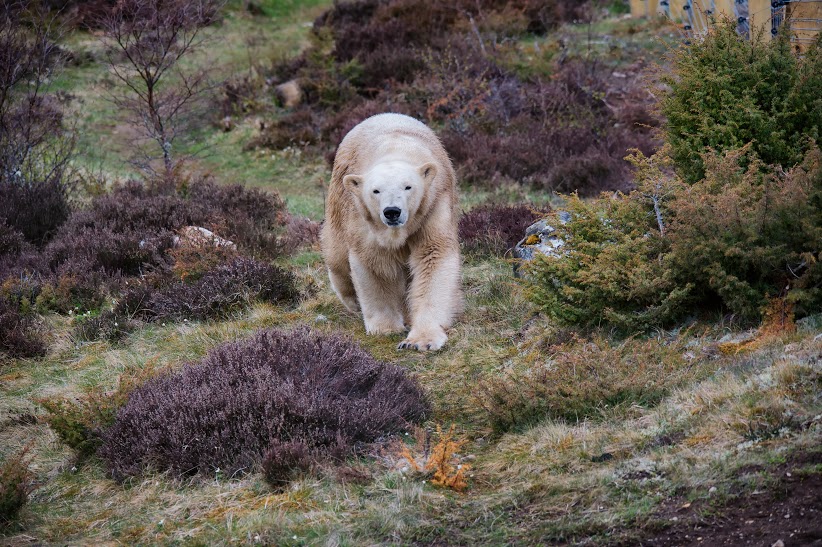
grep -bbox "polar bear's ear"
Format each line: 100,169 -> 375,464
343,174 -> 364,189
418,162 -> 437,182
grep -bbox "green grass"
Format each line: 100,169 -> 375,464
497,15 -> 681,79
51,1 -> 331,194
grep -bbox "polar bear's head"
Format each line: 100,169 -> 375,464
344,160 -> 437,229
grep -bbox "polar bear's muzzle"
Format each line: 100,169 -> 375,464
382,206 -> 405,227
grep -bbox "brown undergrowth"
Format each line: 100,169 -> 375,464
397,424 -> 472,493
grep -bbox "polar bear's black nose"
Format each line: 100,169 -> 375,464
383,207 -> 402,222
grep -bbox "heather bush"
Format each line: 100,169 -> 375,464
187,180 -> 288,257
0,177 -> 72,247
0,174 -> 292,316
459,204 -> 547,255
0,224 -> 27,258
217,71 -> 265,120
117,257 -> 300,322
57,176 -> 287,262
261,439 -> 314,487
250,0 -> 653,195
0,448 -> 32,526
168,239 -> 238,282
277,213 -> 321,255
0,298 -> 46,360
662,19 -> 822,183
439,63 -> 653,193
73,310 -> 134,342
99,327 -> 429,483
41,0 -> 117,29
479,335 -> 713,432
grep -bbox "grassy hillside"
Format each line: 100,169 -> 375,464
1,1 -> 820,545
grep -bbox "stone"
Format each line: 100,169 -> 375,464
275,79 -> 302,108
173,226 -> 237,250
221,116 -> 233,132
512,211 -> 570,278
797,313 -> 822,334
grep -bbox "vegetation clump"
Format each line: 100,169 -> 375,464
526,144 -> 822,330
0,2 -> 76,248
0,298 -> 45,360
479,335 -> 714,432
0,448 -> 32,526
251,0 -> 655,195
40,359 -> 166,459
662,19 -> 822,183
459,204 -> 547,255
117,257 -> 300,322
525,20 -> 822,330
0,175 -> 292,312
99,327 -> 429,483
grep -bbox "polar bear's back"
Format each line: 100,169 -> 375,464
337,113 -> 448,171
341,113 -> 433,143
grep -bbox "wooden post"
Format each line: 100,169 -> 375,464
690,0 -> 714,35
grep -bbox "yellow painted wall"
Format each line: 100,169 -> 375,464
712,0 -> 736,19
749,0 -> 772,37
630,0 -> 660,17
628,0 -> 821,50
668,0 -> 687,22
788,1 -> 822,52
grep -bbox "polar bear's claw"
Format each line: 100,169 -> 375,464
398,328 -> 447,352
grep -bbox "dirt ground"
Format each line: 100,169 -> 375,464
642,451 -> 822,546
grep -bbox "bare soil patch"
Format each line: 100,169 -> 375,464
643,450 -> 822,546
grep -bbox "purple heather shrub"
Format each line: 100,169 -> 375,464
116,257 -> 300,322
0,298 -> 45,360
459,203 -> 547,255
100,327 -> 429,484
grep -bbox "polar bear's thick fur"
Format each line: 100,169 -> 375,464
321,113 -> 462,351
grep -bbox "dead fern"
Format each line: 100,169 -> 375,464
397,424 -> 471,493
760,295 -> 796,336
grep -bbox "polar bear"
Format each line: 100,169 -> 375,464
321,113 -> 462,351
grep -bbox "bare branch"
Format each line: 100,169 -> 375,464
100,0 -> 221,177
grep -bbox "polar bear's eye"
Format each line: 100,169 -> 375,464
373,189 -> 380,194
405,186 -> 412,190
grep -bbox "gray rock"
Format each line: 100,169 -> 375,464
172,226 -> 237,250
275,79 -> 302,108
797,313 -> 822,334
717,330 -> 757,345
512,212 -> 569,277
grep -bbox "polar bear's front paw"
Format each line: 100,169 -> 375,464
398,327 -> 448,352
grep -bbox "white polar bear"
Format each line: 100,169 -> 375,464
320,113 -> 463,351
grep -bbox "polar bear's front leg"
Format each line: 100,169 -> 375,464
328,266 -> 359,313
400,244 -> 462,351
349,253 -> 406,335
